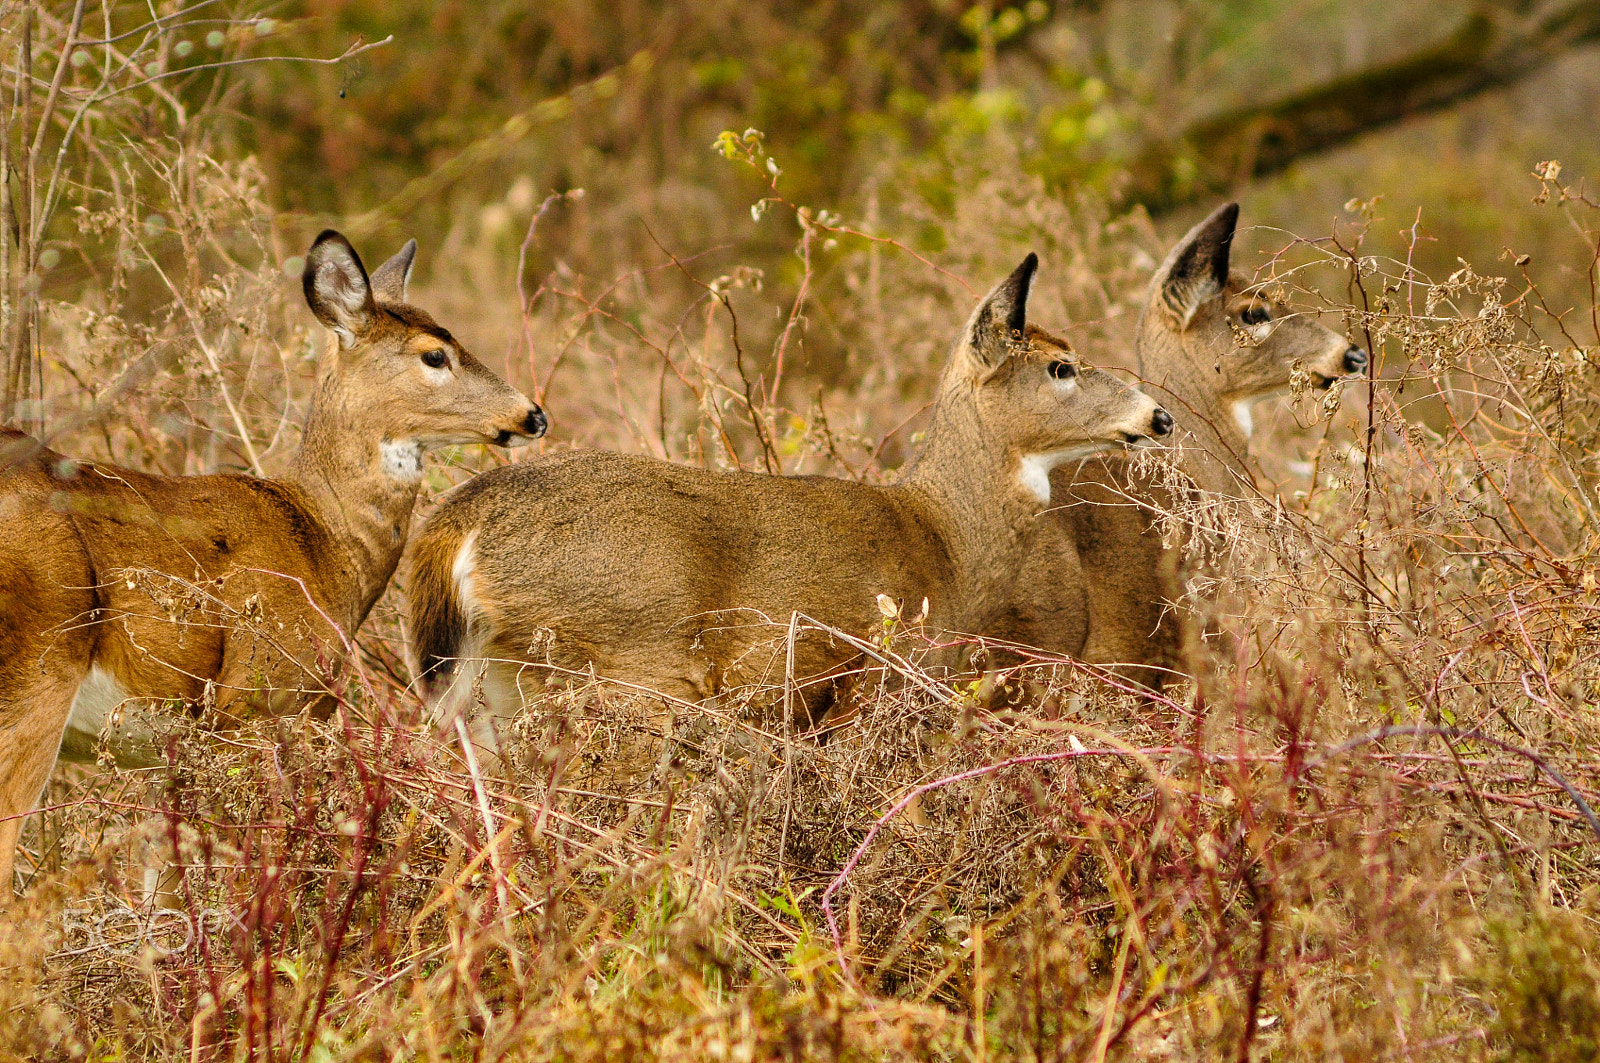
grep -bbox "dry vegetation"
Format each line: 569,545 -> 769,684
3,2 -> 1600,1061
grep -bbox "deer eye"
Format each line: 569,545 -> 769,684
1047,360 -> 1077,380
1239,305 -> 1271,326
421,349 -> 449,370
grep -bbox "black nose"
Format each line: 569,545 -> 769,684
1150,408 -> 1173,437
1343,345 -> 1368,375
524,406 -> 548,438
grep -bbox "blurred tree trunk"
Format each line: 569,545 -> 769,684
1124,0 -> 1600,213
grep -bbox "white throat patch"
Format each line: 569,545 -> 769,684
381,440 -> 424,482
1229,386 -> 1293,439
1017,444 -> 1116,503
1231,399 -> 1255,438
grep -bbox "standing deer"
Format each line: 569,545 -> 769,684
0,231 -> 546,900
1020,203 -> 1366,689
408,254 -> 1171,742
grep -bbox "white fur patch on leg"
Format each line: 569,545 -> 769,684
65,663 -> 124,733
59,664 -> 128,764
460,662 -> 526,765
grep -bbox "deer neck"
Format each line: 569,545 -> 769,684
893,382 -> 1054,621
286,371 -> 422,627
1137,322 -> 1255,495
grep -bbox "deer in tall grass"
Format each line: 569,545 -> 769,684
1019,203 -> 1366,689
0,231 -> 546,900
408,254 -> 1171,744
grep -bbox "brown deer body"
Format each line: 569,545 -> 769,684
409,255 -> 1170,737
0,232 -> 546,899
1029,204 -> 1365,689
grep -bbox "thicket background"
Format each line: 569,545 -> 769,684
3,2 -> 1600,1061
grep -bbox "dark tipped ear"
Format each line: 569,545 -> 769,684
1155,202 -> 1238,329
303,230 -> 376,348
962,253 -> 1038,371
369,238 -> 417,304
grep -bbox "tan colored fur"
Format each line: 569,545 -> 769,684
408,255 -> 1171,743
1028,203 -> 1364,689
0,231 -> 545,900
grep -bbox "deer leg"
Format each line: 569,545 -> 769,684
0,668 -> 84,902
0,816 -> 21,904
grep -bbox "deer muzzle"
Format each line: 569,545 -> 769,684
1122,407 -> 1173,445
495,405 -> 548,447
1110,405 -> 1173,451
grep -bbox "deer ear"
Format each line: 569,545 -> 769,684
303,230 -> 376,348
961,253 -> 1038,373
370,238 -> 417,304
1155,202 -> 1238,329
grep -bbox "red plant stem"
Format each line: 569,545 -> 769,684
1236,862 -> 1274,1063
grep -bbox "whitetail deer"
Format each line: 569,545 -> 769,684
408,254 -> 1171,742
0,231 -> 546,900
1017,203 -> 1366,689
